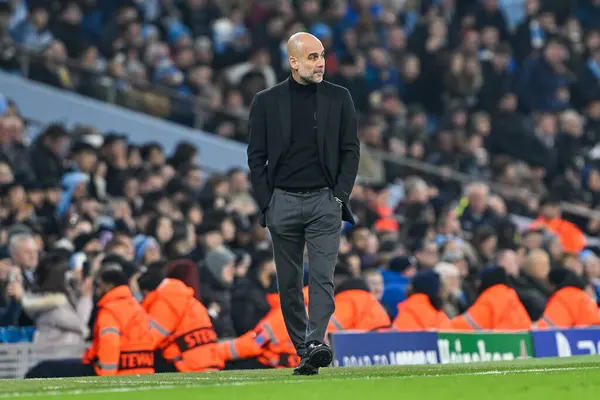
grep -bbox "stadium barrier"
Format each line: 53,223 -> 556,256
0,343 -> 88,379
0,329 -> 598,378
328,328 -> 600,367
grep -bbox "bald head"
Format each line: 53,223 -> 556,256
287,32 -> 325,84
524,249 -> 550,281
287,32 -> 320,57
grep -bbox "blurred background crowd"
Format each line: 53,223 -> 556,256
1,0 -> 600,346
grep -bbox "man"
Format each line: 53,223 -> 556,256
8,232 -> 39,292
247,32 -> 360,375
511,248 -> 552,321
380,255 -> 417,318
25,268 -> 154,378
456,182 -> 498,239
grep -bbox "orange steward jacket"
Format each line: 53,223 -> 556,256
328,280 -> 391,332
82,285 -> 154,375
535,286 -> 600,329
142,278 -> 225,372
392,293 -> 449,331
447,284 -> 531,331
221,288 -> 310,368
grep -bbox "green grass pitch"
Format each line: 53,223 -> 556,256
1,356 -> 599,399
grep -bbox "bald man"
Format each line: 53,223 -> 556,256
247,32 -> 359,375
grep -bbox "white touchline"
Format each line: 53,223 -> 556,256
3,366 -> 600,398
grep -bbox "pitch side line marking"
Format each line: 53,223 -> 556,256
2,366 -> 600,398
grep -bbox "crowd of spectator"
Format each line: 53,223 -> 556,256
2,0 -> 600,226
0,0 -> 600,354
1,94 -> 600,347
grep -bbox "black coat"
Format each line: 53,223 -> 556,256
230,277 -> 271,336
511,273 -> 552,321
247,78 -> 360,227
199,269 -> 236,339
28,141 -> 64,185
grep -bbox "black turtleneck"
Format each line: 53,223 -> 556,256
274,77 -> 328,190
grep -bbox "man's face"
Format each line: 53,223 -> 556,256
291,40 -> 325,84
8,185 -> 25,207
468,188 -> 488,214
542,204 -> 561,219
365,272 -> 384,300
231,171 -> 248,192
352,228 -> 370,251
149,148 -> 165,167
75,152 -> 97,173
32,8 -> 49,29
416,243 -> 438,268
28,189 -> 44,207
523,231 -> 543,249
531,255 -> 550,280
14,238 -> 39,271
545,42 -> 564,64
186,168 -> 204,191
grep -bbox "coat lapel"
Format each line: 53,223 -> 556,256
316,87 -> 330,164
278,80 -> 291,149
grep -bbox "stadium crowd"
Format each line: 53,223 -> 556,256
2,0 -> 600,224
0,0 -> 600,376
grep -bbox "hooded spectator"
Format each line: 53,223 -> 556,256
200,247 -> 236,338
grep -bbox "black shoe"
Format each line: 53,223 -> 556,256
306,341 -> 333,368
292,356 -> 319,376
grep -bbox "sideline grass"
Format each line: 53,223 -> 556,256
1,356 -> 598,400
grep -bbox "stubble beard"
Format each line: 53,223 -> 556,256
299,70 -> 323,84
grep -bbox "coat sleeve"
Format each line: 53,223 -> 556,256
146,298 -> 178,348
538,296 -> 570,328
576,293 -> 600,327
328,295 -> 354,332
333,88 -> 360,204
221,329 -> 264,362
246,93 -> 271,212
93,309 -> 121,376
75,295 -> 93,336
392,310 -> 421,331
448,296 -> 492,331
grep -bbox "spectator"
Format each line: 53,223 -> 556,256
517,37 -> 571,113
380,255 -> 417,318
0,261 -> 24,326
28,124 -> 68,185
457,182 -> 498,238
200,247 -> 236,338
8,232 -> 39,293
435,261 -> 465,318
513,248 -> 552,320
582,250 -> 600,300
10,5 -> 53,51
363,268 -> 385,304
22,252 -> 92,345
231,250 -> 277,336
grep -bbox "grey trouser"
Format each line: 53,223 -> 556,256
266,187 -> 341,356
